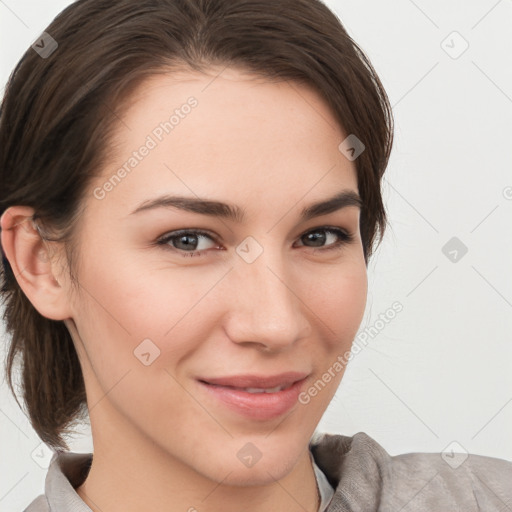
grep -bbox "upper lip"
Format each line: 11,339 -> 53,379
199,372 -> 309,389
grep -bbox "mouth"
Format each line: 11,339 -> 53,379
196,372 -> 309,420
199,372 -> 307,390
223,384 -> 293,393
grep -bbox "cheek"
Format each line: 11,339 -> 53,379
299,258 -> 367,410
307,256 -> 367,344
74,244 -> 216,336
69,246 -> 234,394
69,258 -> 216,431
67,253 -> 180,382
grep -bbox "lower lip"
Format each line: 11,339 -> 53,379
198,378 -> 306,420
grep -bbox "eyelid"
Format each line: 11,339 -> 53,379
156,228 -> 220,250
297,225 -> 352,240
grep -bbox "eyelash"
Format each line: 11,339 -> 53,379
155,226 -> 355,258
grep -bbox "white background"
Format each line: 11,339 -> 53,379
1,0 -> 511,509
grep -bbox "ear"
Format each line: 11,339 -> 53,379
0,206 -> 73,320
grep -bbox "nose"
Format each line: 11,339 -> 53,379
223,248 -> 312,352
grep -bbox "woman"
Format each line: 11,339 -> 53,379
1,0 -> 510,510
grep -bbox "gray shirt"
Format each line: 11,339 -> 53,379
24,431 -> 512,511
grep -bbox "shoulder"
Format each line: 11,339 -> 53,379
388,448 -> 512,510
24,494 -> 49,512
23,450 -> 93,512
310,431 -> 512,511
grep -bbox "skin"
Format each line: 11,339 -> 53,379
1,66 -> 368,512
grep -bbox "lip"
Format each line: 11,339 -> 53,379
197,372 -> 309,421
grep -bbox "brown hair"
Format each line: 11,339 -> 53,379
0,0 -> 393,450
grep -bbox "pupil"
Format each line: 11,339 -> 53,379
306,231 -> 325,247
177,234 -> 197,250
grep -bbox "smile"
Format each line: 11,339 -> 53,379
197,372 -> 309,420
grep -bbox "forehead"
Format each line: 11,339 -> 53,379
93,66 -> 358,215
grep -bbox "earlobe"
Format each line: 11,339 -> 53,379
0,206 -> 73,321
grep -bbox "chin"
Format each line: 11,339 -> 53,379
203,440 -> 303,487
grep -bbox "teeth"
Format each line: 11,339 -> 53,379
243,385 -> 289,393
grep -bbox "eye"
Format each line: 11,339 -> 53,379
294,226 -> 354,252
156,226 -> 355,258
156,229 -> 220,257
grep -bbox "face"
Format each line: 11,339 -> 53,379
64,66 -> 367,485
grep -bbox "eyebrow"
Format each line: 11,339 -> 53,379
129,189 -> 362,223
